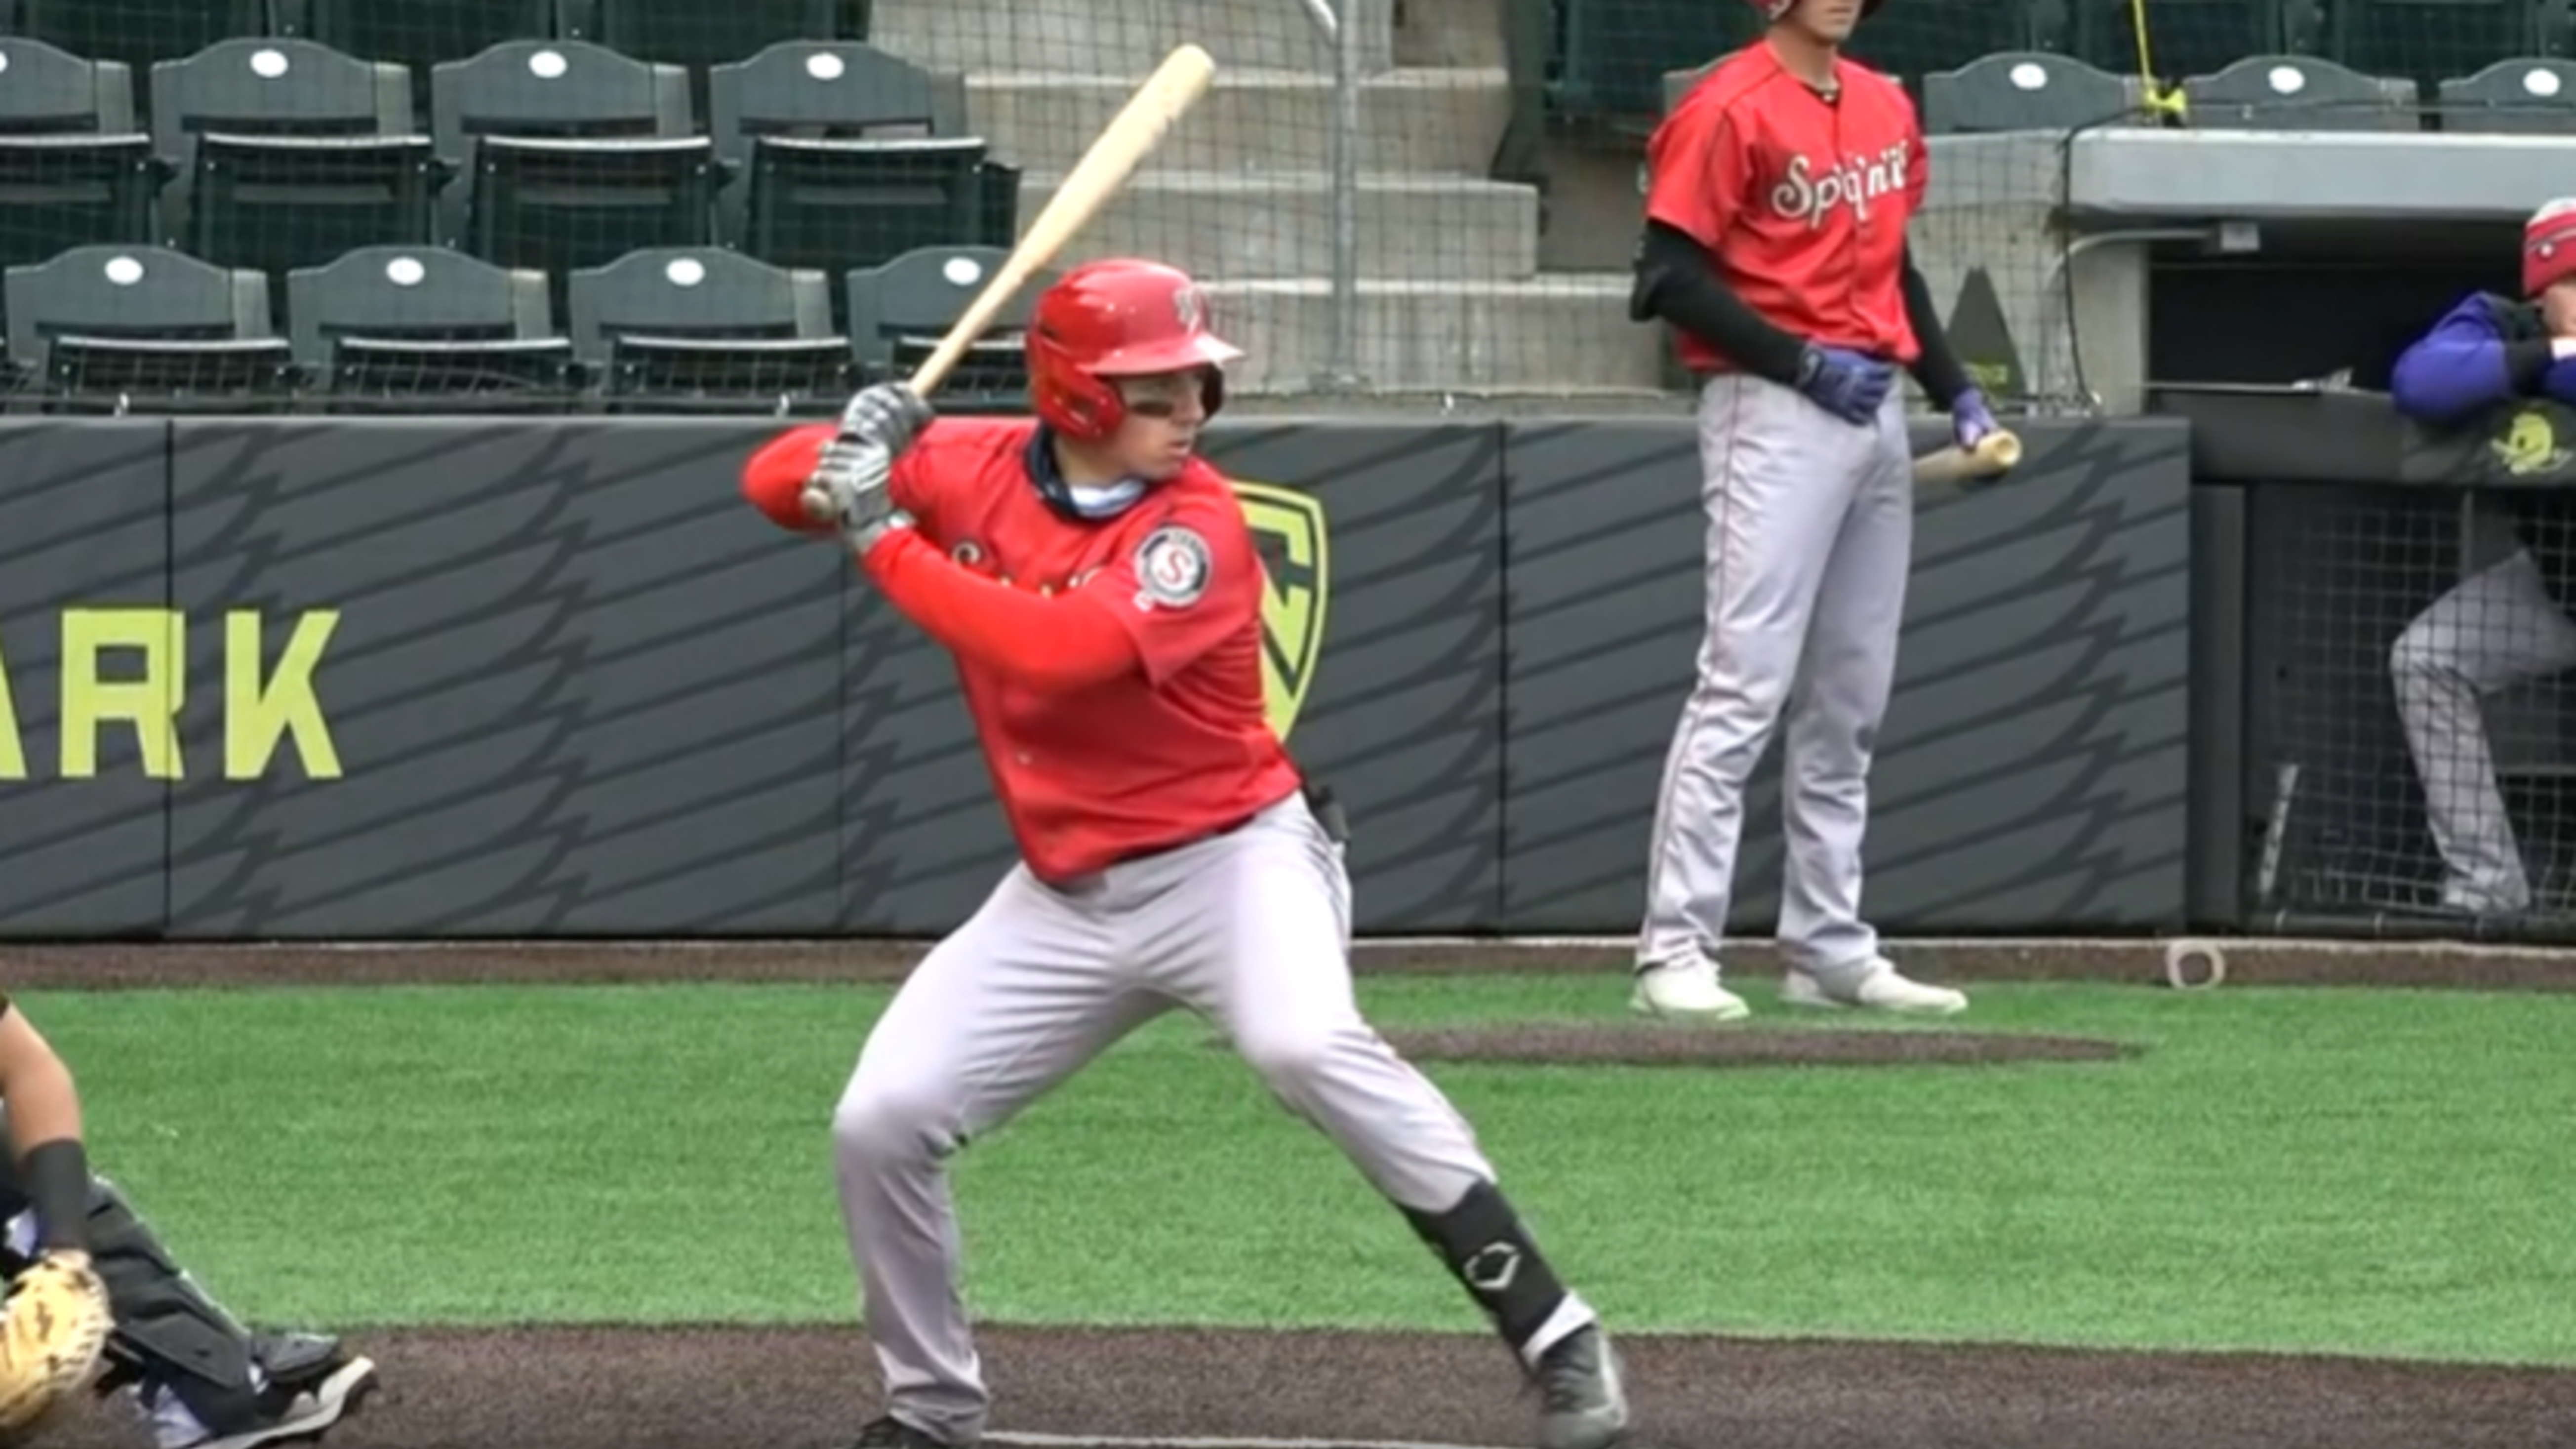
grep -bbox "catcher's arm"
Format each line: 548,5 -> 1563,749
0,1003 -> 88,1253
0,1001 -> 113,1438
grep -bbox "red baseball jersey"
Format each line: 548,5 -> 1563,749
1643,44 -> 1926,373
886,419 -> 1304,882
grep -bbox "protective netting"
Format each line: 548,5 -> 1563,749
0,0 -> 2140,415
2250,484 -> 2576,935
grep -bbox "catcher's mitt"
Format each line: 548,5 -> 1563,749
0,1251 -> 113,1438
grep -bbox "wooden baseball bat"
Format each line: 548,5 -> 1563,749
1912,428 -> 2023,487
908,43 -> 1219,397
803,43 -> 1219,523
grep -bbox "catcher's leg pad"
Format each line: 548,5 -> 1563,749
2,1177 -> 272,1435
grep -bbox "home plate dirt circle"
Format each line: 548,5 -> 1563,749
1375,1024 -> 2139,1068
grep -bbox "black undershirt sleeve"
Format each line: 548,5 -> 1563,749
1629,221 -> 1811,385
1897,244 -> 1975,410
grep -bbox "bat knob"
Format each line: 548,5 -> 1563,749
800,485 -> 835,523
1979,431 -> 2024,470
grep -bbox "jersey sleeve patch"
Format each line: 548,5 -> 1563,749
1132,525 -> 1214,610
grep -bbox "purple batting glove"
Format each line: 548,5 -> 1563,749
1951,387 -> 1999,449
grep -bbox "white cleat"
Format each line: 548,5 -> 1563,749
1781,958 -> 1968,1016
1629,958 -> 1751,1022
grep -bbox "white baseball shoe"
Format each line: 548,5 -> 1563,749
1781,957 -> 1968,1016
1629,957 -> 1751,1021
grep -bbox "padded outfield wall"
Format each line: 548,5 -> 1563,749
0,414 -> 2199,939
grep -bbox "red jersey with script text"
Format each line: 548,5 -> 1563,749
1642,43 -> 1926,373
884,419 -> 1302,882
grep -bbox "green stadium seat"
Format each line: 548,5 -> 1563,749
1924,51 -> 2150,132
2436,56 -> 2576,133
565,245 -> 851,412
285,243 -> 573,411
1844,0 -> 2064,90
2072,0 -> 2304,90
583,0 -> 859,117
737,134 -> 1016,293
0,37 -> 161,271
10,0 -> 272,117
1,242 -> 292,411
844,244 -> 1045,409
2322,0 -> 2548,97
2339,0 -> 2555,92
149,39 -> 433,285
300,1 -> 562,100
2180,52 -> 2423,129
430,39 -> 713,303
708,40 -> 980,300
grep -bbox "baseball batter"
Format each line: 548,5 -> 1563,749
1623,0 -> 1991,1022
740,258 -> 1630,1449
0,987 -> 377,1449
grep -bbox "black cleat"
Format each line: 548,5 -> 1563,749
1534,1325 -> 1632,1449
850,1413 -> 966,1449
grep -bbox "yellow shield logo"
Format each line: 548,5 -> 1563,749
1231,481 -> 1329,740
2494,409 -> 2575,478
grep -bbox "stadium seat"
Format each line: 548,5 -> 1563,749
300,0 -> 563,98
844,244 -> 1043,408
0,37 -> 161,271
584,0 -> 858,116
149,38 -> 433,284
285,243 -> 572,410
10,0 -> 273,112
2181,53 -> 2423,130
1924,51 -> 2150,132
1843,0 -> 2063,90
2320,0 -> 2547,97
2072,0 -> 2300,91
707,40 -> 986,291
430,39 -> 713,302
736,134 -> 1015,302
2434,56 -> 2576,133
1,242 -> 291,411
565,245 -> 849,412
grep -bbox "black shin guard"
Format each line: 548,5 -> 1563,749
25,1178 -> 271,1433
1401,1181 -> 1570,1354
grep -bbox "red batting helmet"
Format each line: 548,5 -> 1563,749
1025,258 -> 1243,442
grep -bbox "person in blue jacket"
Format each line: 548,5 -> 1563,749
2384,198 -> 2576,915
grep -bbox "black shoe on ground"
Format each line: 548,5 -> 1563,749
1534,1325 -> 1632,1449
851,1413 -> 966,1449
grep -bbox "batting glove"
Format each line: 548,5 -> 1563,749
1950,387 -> 2000,449
838,382 -> 935,456
806,435 -> 911,553
1794,345 -> 1896,426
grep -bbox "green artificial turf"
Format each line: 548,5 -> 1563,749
21,973 -> 2572,1366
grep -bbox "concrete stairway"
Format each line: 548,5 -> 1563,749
867,0 -> 1662,394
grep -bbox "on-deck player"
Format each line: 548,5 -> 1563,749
739,257 -> 1631,1449
1622,0 -> 1989,1022
0,987 -> 377,1449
